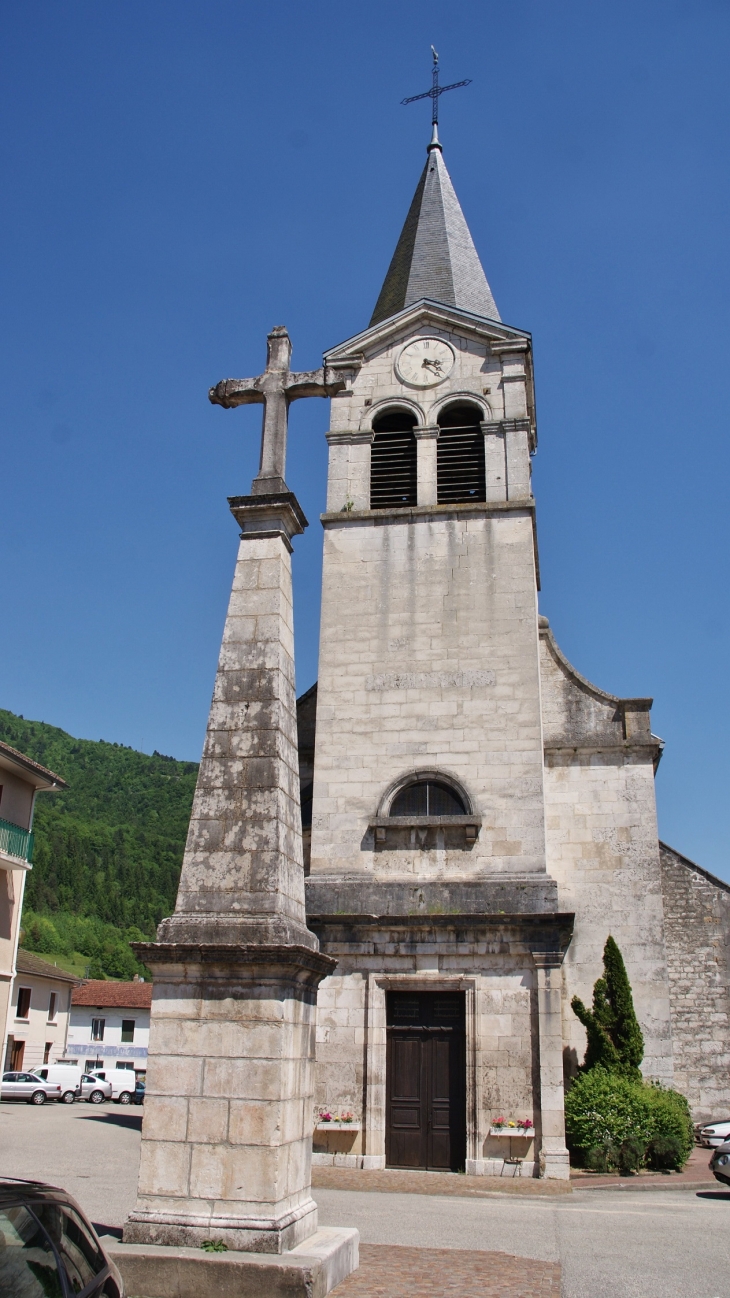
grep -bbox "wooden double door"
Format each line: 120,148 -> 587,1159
385,991 -> 466,1171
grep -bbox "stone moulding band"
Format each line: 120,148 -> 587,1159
131,941 -> 337,979
228,491 -> 308,550
127,1201 -> 317,1235
321,498 -> 535,525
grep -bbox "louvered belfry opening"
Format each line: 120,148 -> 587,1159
370,409 -> 418,509
436,403 -> 486,504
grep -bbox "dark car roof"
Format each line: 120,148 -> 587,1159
0,1177 -> 76,1209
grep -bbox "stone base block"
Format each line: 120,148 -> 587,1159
311,1153 -> 361,1169
465,1158 -> 537,1178
124,1200 -> 318,1255
541,1150 -> 571,1180
104,1226 -> 359,1298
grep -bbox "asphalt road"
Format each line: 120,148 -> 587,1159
1,1100 -> 728,1297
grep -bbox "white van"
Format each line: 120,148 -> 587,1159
31,1062 -> 81,1104
90,1066 -> 137,1103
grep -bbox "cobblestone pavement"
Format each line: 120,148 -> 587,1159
332,1244 -> 561,1297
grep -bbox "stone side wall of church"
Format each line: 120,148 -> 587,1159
659,843 -> 730,1120
544,752 -> 675,1084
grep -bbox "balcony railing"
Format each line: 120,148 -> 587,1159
0,817 -> 34,863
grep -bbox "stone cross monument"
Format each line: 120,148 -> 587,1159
124,330 -> 356,1288
209,324 -> 342,495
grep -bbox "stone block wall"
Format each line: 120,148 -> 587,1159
539,624 -> 674,1083
659,843 -> 730,1120
310,510 -> 547,882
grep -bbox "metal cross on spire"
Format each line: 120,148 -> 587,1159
401,47 -> 471,138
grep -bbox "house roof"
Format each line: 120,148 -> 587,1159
72,980 -> 152,1008
0,739 -> 67,791
370,139 -> 500,327
15,948 -> 79,984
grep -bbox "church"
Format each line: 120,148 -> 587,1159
290,120 -> 730,1178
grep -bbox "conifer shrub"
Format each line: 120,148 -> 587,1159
567,937 -> 694,1173
571,937 -> 644,1079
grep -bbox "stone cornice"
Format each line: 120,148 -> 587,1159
228,492 -> 308,551
132,941 -> 336,980
321,498 -> 535,526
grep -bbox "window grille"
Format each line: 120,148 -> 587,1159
437,404 -> 485,504
370,410 -> 417,508
390,781 -> 466,817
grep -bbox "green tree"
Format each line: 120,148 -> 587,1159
571,936 -> 644,1079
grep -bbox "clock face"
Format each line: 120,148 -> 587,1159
395,337 -> 455,387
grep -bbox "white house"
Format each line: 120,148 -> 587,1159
3,948 -> 77,1073
67,980 -> 151,1078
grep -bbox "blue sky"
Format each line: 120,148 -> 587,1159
1,1 -> 728,878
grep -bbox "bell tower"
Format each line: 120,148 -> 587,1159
305,121 -> 572,1182
307,128 -> 547,909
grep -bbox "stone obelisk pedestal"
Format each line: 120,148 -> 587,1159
119,486 -> 358,1294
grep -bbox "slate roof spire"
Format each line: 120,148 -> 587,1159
370,133 -> 500,327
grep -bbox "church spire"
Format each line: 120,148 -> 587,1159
370,141 -> 501,326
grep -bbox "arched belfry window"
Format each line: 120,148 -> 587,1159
390,779 -> 466,817
370,409 -> 417,509
437,403 -> 486,504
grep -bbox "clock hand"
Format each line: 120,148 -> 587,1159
422,358 -> 444,373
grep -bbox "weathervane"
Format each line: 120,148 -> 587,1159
401,47 -> 471,136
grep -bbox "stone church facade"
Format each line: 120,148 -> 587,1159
293,129 -> 730,1177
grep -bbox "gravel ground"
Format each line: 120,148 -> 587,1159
1,1101 -> 728,1297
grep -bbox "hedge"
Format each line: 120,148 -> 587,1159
564,1067 -> 694,1167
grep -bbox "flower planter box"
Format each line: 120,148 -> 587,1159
489,1127 -> 533,1138
315,1121 -> 361,1130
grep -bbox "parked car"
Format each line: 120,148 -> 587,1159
77,1074 -> 112,1104
1,1072 -> 62,1104
0,1176 -> 124,1296
710,1139 -> 730,1187
31,1065 -> 82,1105
89,1069 -> 138,1104
131,1080 -> 145,1106
699,1120 -> 730,1148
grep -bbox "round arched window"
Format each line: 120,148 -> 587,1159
390,780 -> 466,817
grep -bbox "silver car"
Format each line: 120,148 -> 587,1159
710,1139 -> 730,1186
699,1120 -> 730,1148
77,1074 -> 112,1104
1,1072 -> 62,1104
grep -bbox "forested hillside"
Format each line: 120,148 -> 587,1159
0,709 -> 198,975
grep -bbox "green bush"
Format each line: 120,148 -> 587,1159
585,1144 -> 617,1173
645,1084 -> 694,1163
618,1137 -> 646,1175
565,1068 -> 693,1169
646,1135 -> 685,1172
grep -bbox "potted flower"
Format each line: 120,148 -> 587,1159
491,1116 -> 506,1130
340,1111 -> 354,1124
318,1110 -> 333,1123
